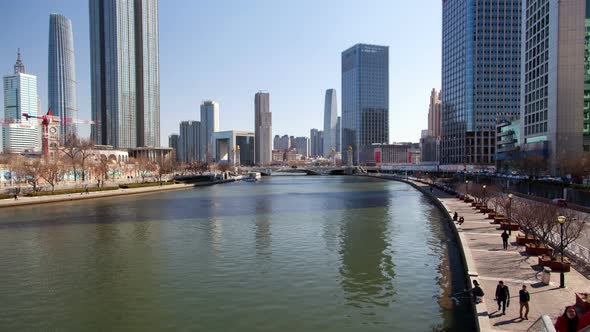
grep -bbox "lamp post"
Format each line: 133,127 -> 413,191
465,180 -> 469,198
557,215 -> 566,288
507,193 -> 513,235
483,185 -> 487,207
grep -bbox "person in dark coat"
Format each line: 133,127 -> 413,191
554,306 -> 590,332
471,280 -> 485,304
501,230 -> 510,250
495,281 -> 510,315
519,285 -> 530,320
453,212 -> 458,221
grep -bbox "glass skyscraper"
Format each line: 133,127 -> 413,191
441,0 -> 522,165
89,0 -> 160,148
341,44 -> 389,165
254,92 -> 272,165
199,100 -> 219,163
323,89 -> 338,157
3,50 -> 40,153
48,13 -> 78,142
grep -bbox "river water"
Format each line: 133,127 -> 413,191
0,176 -> 474,331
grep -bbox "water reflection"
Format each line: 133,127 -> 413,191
255,198 -> 272,257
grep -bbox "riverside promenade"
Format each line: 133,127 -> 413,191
378,175 -> 590,332
0,179 -> 235,209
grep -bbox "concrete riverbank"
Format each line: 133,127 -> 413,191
372,174 -> 590,332
0,179 -> 235,209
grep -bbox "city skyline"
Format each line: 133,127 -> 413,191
0,0 -> 441,145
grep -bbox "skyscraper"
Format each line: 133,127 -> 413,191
254,92 -> 272,165
89,0 -> 160,148
168,133 -> 179,161
336,116 -> 341,153
441,0 -> 522,165
341,44 -> 389,164
521,0 -> 585,173
428,89 -> 441,137
199,100 -> 219,163
310,129 -> 324,157
48,13 -> 78,142
2,50 -> 40,153
178,121 -> 200,163
323,89 -> 338,157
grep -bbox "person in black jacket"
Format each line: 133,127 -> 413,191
471,280 -> 485,304
495,281 -> 510,315
519,285 -> 530,320
501,230 -> 510,250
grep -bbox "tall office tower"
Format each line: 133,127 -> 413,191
292,136 -> 310,158
323,88 -> 338,157
168,133 -> 179,161
2,50 -> 40,153
254,92 -> 272,165
178,120 -> 200,163
428,89 -> 441,137
89,0 -> 160,148
583,2 -> 590,151
342,44 -> 389,164
199,100 -> 219,163
279,134 -> 291,151
336,116 -> 341,152
521,0 -> 586,173
48,14 -> 78,142
310,129 -> 324,157
441,0 -> 522,165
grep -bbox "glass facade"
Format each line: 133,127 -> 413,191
90,0 -> 159,148
48,14 -> 78,142
341,44 -> 389,164
199,101 -> 219,163
323,89 -> 338,157
584,2 -> 590,151
442,0 -> 522,164
178,121 -> 200,163
3,69 -> 40,153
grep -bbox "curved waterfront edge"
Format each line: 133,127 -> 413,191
364,174 -> 488,332
0,179 -> 235,209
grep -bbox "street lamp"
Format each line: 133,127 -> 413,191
483,185 -> 487,207
557,215 -> 567,288
465,180 -> 469,197
508,193 -> 513,235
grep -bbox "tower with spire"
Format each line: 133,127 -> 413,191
2,49 -> 40,153
14,48 -> 25,74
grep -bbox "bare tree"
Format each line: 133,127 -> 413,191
20,158 -> 43,192
531,204 -> 559,248
77,139 -> 95,182
61,133 -> 81,182
40,157 -> 61,193
155,156 -> 174,183
136,157 -> 155,182
554,209 -> 587,258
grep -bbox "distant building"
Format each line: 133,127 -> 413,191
360,143 -> 418,165
128,147 -> 173,161
273,134 -> 291,151
199,100 -> 219,163
521,0 -> 585,174
323,88 -> 338,157
48,13 -> 78,141
272,150 -> 284,162
428,89 -> 441,137
212,130 -> 255,165
421,89 -> 442,163
336,116 -> 341,152
178,121 -> 200,163
168,134 -> 179,160
292,136 -> 310,158
254,92 -> 272,165
2,50 -> 40,153
310,129 -> 324,157
342,44 -> 389,164
89,0 -> 160,148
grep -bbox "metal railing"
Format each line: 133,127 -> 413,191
526,315 -> 556,332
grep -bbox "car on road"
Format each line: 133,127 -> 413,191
551,198 -> 568,207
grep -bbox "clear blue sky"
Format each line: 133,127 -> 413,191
0,0 -> 441,144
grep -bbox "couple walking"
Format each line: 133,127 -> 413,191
494,281 -> 530,319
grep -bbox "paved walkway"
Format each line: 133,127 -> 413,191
380,176 -> 590,332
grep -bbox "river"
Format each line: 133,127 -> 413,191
0,176 -> 474,331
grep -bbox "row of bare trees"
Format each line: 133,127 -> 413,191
465,183 -> 586,259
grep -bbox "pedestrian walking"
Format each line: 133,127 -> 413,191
453,212 -> 458,221
495,281 -> 510,315
430,186 -> 433,193
519,285 -> 530,320
554,305 -> 590,332
471,280 -> 485,304
501,230 -> 510,250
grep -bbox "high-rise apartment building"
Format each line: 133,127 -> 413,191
521,0 -> 585,174
273,134 -> 291,151
89,0 -> 160,148
168,133 -> 179,160
199,100 -> 219,163
178,120 -> 200,163
254,92 -> 272,165
292,136 -> 310,158
441,0 -> 522,164
323,89 -> 338,157
341,44 -> 389,164
2,50 -> 40,153
48,13 -> 78,142
310,129 -> 324,157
